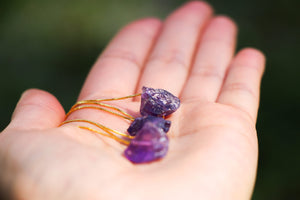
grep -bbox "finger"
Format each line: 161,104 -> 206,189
181,16 -> 237,102
7,89 -> 65,130
79,18 -> 162,100
137,1 -> 213,95
217,48 -> 266,120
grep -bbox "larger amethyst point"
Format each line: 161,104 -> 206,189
140,86 -> 180,117
127,116 -> 171,136
124,122 -> 169,163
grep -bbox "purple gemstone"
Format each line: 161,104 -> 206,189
127,116 -> 171,136
140,86 -> 180,117
124,122 -> 169,163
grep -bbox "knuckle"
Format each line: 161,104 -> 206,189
223,82 -> 257,99
191,66 -> 224,82
101,49 -> 141,70
148,50 -> 187,70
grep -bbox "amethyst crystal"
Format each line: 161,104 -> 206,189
124,122 -> 169,163
140,86 -> 180,117
127,116 -> 171,136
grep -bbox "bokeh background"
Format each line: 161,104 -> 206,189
0,0 -> 299,199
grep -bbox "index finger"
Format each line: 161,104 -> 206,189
78,18 -> 162,100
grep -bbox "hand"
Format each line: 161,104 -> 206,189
0,1 -> 265,200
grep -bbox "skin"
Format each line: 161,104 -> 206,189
0,1 -> 265,200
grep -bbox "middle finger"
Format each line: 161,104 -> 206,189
137,1 -> 213,95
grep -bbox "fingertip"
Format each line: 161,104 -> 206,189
171,1 -> 214,20
18,88 -> 66,119
212,15 -> 238,33
238,48 -> 266,62
122,17 -> 162,36
236,48 -> 266,73
9,89 -> 65,130
199,15 -> 238,47
183,1 -> 214,14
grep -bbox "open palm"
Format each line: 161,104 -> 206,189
0,2 -> 265,200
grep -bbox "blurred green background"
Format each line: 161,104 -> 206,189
0,0 -> 299,199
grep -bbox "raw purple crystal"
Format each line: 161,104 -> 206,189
127,116 -> 171,136
124,122 -> 169,163
140,86 -> 180,117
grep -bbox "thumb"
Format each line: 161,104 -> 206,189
7,89 -> 65,130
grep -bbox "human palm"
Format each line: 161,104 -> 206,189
0,2 -> 265,200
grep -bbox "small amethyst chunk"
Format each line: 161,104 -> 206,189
127,116 -> 171,136
140,86 -> 180,117
124,122 -> 169,163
